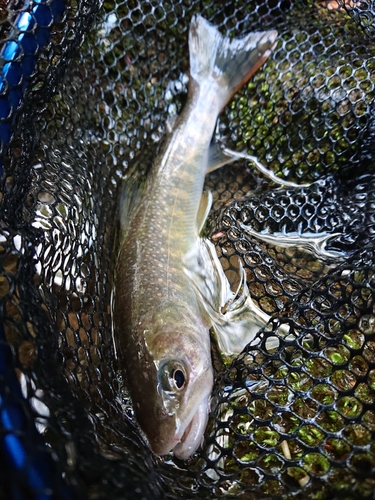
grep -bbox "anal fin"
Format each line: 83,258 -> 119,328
197,190 -> 213,235
207,143 -> 238,173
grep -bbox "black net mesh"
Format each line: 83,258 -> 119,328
0,0 -> 375,498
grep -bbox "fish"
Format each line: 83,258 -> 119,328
113,15 -> 278,459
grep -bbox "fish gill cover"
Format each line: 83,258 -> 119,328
0,0 -> 374,499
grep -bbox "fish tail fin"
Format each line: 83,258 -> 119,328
189,15 -> 277,109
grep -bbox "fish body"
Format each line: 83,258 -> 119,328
114,15 -> 277,459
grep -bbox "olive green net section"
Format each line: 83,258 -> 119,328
0,0 -> 375,499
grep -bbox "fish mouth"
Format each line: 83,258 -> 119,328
172,396 -> 210,460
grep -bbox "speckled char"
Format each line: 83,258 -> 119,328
113,15 -> 277,458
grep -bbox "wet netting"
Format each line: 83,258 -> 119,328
0,0 -> 375,498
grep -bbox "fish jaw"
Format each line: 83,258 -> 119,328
173,393 -> 211,459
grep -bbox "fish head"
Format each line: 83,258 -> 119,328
128,303 -> 213,459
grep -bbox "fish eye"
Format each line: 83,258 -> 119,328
173,368 -> 185,389
159,361 -> 187,392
